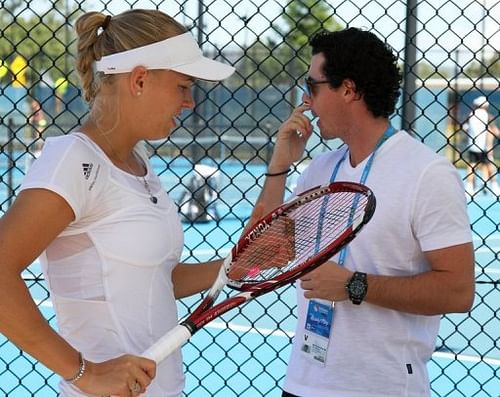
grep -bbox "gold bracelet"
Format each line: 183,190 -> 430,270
265,168 -> 290,177
64,352 -> 86,384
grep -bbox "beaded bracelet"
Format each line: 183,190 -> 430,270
265,168 -> 290,177
65,352 -> 86,384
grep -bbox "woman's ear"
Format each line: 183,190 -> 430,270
129,66 -> 148,97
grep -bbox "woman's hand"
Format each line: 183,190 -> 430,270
75,354 -> 156,397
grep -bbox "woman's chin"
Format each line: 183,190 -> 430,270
161,120 -> 176,137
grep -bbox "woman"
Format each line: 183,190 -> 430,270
0,9 -> 235,397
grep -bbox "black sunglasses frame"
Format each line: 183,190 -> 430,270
303,76 -> 330,97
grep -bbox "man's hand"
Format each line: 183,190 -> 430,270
269,104 -> 313,172
300,261 -> 353,302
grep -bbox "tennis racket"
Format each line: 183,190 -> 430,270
142,181 -> 376,363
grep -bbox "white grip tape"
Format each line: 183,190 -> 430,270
141,324 -> 192,363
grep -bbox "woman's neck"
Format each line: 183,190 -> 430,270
79,118 -> 142,173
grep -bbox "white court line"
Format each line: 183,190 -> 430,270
184,245 -> 499,266
210,320 -> 295,339
432,351 -> 500,366
23,265 -> 500,279
32,300 -> 500,366
207,321 -> 500,366
475,268 -> 500,275
182,248 -> 231,258
473,236 -> 500,242
34,299 -> 53,308
474,246 -> 500,254
22,267 -> 500,281
190,245 -> 498,256
472,235 -> 500,254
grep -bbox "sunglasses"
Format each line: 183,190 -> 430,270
303,76 -> 330,97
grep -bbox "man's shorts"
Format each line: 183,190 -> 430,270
467,151 -> 489,164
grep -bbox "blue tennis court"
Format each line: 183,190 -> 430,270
0,159 -> 499,396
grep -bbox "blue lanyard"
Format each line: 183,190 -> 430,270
330,125 -> 395,184
315,125 -> 396,262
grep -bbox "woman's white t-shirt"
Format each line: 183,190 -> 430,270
21,133 -> 185,397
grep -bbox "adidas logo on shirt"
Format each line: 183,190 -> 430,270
82,163 -> 93,180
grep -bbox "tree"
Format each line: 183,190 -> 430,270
226,1 -> 343,133
269,0 -> 342,81
463,52 -> 500,78
0,0 -> 82,88
235,0 -> 343,86
228,2 -> 342,91
417,60 -> 450,79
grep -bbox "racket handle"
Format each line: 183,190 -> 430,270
141,324 -> 192,363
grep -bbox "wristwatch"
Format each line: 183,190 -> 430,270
345,271 -> 368,305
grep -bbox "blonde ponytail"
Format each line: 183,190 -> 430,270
75,12 -> 108,104
74,9 -> 187,105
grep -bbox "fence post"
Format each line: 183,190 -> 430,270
190,0 -> 206,165
402,0 -> 418,134
7,117 -> 14,207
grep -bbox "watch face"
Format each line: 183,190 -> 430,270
347,272 -> 367,304
349,279 -> 366,297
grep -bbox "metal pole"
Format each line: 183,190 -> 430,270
445,48 -> 461,164
480,0 -> 487,88
240,15 -> 256,122
197,0 -> 204,48
65,0 -> 70,74
191,0 -> 205,164
401,0 -> 418,134
7,118 -> 14,207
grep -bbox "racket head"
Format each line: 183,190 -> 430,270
226,181 -> 376,292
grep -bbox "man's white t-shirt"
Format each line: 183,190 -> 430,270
467,108 -> 489,153
283,131 -> 472,397
21,133 -> 185,397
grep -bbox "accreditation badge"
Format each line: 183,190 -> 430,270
300,299 -> 333,365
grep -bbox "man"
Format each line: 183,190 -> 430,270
255,28 -> 474,397
464,95 -> 500,195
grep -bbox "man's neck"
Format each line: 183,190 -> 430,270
347,119 -> 391,167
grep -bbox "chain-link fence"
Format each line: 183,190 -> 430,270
0,0 -> 499,396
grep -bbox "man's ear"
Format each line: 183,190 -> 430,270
129,66 -> 148,97
343,79 -> 361,101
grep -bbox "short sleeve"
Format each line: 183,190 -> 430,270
411,159 -> 472,251
20,136 -> 102,222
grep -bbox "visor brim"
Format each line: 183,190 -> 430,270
171,57 -> 235,81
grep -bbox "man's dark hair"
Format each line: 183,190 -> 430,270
310,27 -> 402,118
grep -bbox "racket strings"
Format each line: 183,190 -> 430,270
230,191 -> 369,282
290,192 -> 368,270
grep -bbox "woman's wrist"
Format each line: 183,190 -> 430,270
64,351 -> 87,384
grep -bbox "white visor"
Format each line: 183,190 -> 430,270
95,32 -> 234,81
